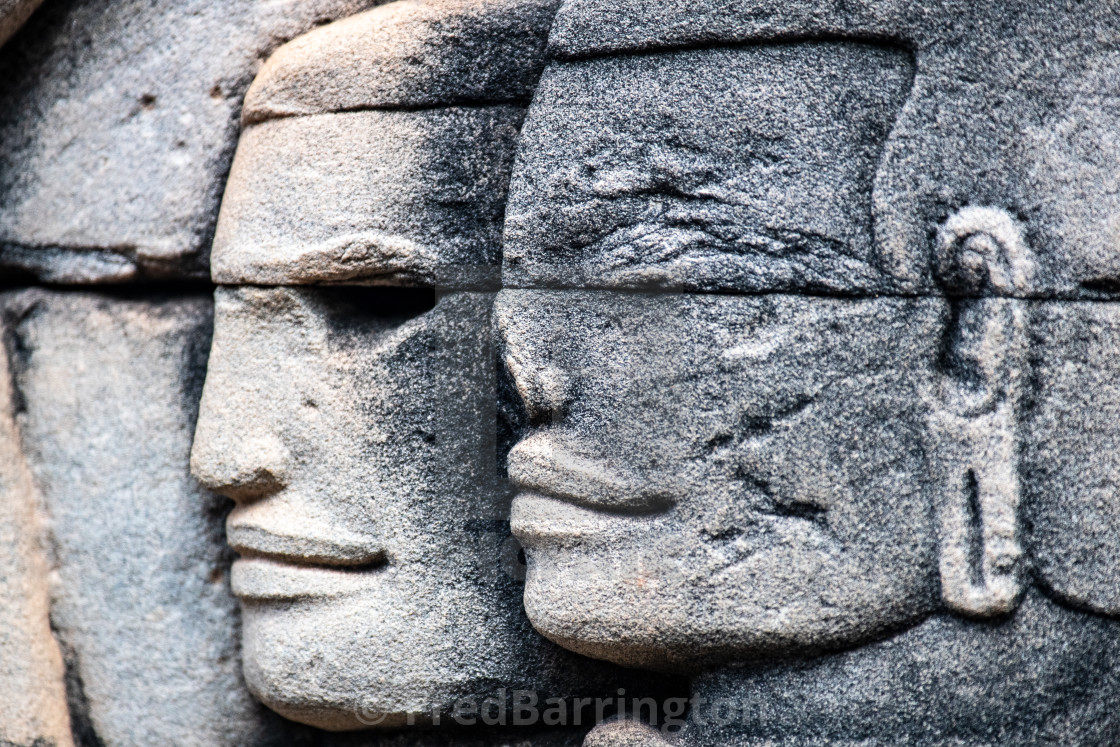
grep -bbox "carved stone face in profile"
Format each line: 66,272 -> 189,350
197,285 -> 550,729
191,0 -> 633,730
498,41 -> 1034,672
499,291 -> 945,669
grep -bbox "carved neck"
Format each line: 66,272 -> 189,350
664,590 -> 1117,747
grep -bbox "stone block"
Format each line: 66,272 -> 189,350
536,0 -> 1120,298
242,0 -> 559,124
0,294 -> 72,747
497,289 -> 948,670
211,107 -> 523,288
502,43 -> 916,293
8,289 -> 288,745
0,0 -> 386,283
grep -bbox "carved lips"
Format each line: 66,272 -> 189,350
507,432 -> 676,515
225,503 -> 385,601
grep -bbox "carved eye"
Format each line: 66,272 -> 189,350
315,286 -> 437,337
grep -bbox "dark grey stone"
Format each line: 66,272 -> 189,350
590,590 -> 1120,746
498,290 -> 949,670
531,0 -> 1120,298
503,43 -> 916,293
1025,301 -> 1120,616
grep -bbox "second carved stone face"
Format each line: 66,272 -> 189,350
498,290 -> 948,671
496,39 -> 943,673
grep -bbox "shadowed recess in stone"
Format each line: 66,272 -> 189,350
0,0 -> 43,48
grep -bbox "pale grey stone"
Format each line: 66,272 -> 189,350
0,295 -> 72,747
192,286 -> 661,730
242,0 -> 559,124
211,107 -> 522,289
0,0 -> 386,283
5,0 -> 1118,743
195,2 -> 667,731
8,290 -> 288,745
531,0 -> 1120,298
583,721 -> 669,747
213,0 -> 559,289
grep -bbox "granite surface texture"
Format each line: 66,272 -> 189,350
2,0 -> 1120,745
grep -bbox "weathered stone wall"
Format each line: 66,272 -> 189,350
3,0 -> 1120,745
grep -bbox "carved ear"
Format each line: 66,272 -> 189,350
928,208 -> 1032,618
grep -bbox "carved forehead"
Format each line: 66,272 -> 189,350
533,0 -> 1120,298
502,43 -> 917,293
243,0 -> 559,124
213,0 -> 557,288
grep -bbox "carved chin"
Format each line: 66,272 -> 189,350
239,601 -> 430,730
235,584 -> 553,731
520,534 -> 940,674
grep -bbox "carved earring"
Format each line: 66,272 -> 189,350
928,207 -> 1033,618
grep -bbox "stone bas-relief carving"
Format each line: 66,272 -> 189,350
499,288 -> 1120,745
193,285 -> 647,733
503,42 -> 916,294
4,0 -> 1120,744
545,0 -> 1120,299
193,0 -> 668,735
499,4 -> 1120,743
500,291 -> 948,667
211,0 -> 562,290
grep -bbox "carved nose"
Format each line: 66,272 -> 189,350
504,354 -> 571,425
191,415 -> 290,503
